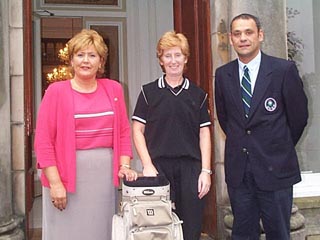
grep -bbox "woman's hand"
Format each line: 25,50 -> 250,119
198,171 -> 211,199
142,163 -> 158,177
43,166 -> 67,211
50,182 -> 67,211
118,167 -> 138,181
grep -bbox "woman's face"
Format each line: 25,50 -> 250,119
71,44 -> 102,80
159,46 -> 187,77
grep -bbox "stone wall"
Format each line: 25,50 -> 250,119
0,0 -> 24,239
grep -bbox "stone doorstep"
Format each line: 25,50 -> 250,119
306,235 -> 320,240
294,196 -> 320,209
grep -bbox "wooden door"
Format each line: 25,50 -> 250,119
173,0 -> 217,237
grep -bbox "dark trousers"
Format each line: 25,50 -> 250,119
154,157 -> 205,240
227,171 -> 293,240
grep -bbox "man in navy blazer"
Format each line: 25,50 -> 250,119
215,13 -> 308,240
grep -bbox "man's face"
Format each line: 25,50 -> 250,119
229,18 -> 264,63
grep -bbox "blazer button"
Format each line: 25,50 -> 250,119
242,148 -> 249,155
246,130 -> 251,135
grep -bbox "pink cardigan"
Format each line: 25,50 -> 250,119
34,79 -> 132,192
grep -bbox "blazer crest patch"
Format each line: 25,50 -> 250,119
264,97 -> 277,112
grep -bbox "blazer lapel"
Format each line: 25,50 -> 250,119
227,61 -> 246,117
248,53 -> 273,119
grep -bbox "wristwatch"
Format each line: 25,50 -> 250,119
201,168 -> 213,175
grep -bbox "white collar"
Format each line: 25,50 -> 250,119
238,51 -> 261,73
157,75 -> 190,90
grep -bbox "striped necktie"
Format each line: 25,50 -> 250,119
241,65 -> 252,117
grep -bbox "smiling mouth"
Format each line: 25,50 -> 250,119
239,45 -> 250,48
170,65 -> 180,69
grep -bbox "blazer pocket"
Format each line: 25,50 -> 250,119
268,142 -> 299,178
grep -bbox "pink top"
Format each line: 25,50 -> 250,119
34,79 -> 132,192
73,83 -> 114,149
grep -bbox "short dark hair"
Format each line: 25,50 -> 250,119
230,13 -> 262,32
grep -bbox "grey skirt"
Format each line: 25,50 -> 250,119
42,148 -> 116,240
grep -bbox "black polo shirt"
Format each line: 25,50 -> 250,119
132,75 -> 211,161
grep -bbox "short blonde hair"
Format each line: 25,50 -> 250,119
67,29 -> 108,76
156,31 -> 190,60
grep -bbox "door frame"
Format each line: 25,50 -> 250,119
24,0 -> 34,239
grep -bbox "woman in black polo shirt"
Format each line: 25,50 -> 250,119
132,31 -> 212,240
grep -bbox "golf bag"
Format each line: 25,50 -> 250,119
112,176 -> 184,240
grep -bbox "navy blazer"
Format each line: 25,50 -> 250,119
215,52 -> 308,191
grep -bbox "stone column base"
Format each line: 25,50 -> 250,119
0,216 -> 24,240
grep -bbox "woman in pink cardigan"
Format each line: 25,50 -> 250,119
34,29 -> 137,240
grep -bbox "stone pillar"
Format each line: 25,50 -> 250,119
229,0 -> 287,59
210,1 -> 230,239
0,0 -> 24,239
210,0 -> 306,239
